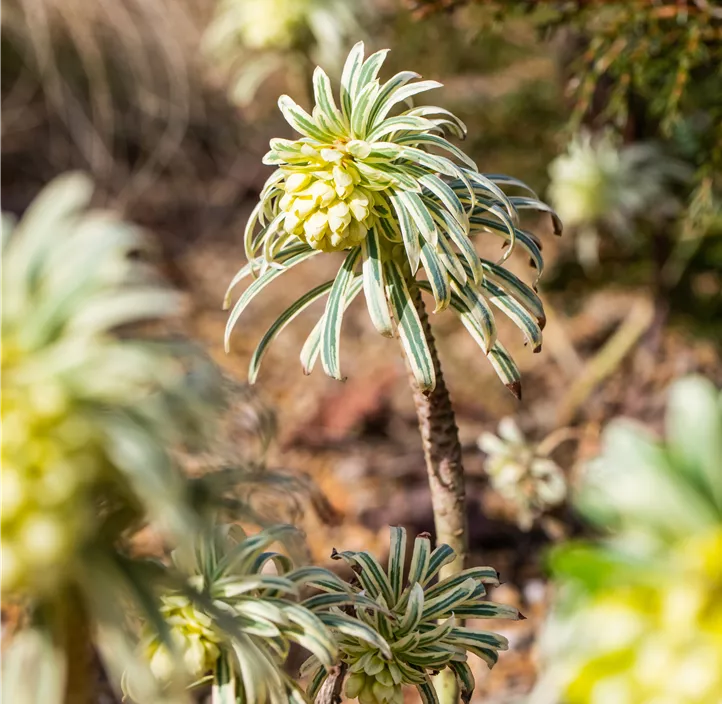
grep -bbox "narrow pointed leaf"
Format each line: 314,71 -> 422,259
300,276 -> 362,375
321,248 -> 362,380
385,261 -> 435,392
224,248 -> 319,351
361,228 -> 394,337
249,281 -> 332,383
419,240 -> 451,313
390,193 -> 421,274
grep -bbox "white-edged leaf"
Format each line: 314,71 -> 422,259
422,544 -> 456,585
312,66 -> 346,135
421,579 -> 476,620
397,133 -> 477,171
426,198 -> 483,282
469,216 -> 544,282
340,41 -> 365,121
361,228 -> 394,337
300,276 -> 362,375
390,193 -> 421,274
510,196 -> 563,235
320,248 -> 362,380
448,659 -> 476,701
419,173 -> 467,229
388,526 -> 407,601
408,533 -> 431,586
424,566 -> 499,601
405,105 -> 467,136
487,342 -> 522,400
318,613 -> 392,659
419,240 -> 451,313
248,281 -> 332,383
277,95 -> 330,142
224,247 -> 319,351
397,583 -> 425,636
482,261 -> 545,327
358,49 -> 390,91
385,261 -> 436,392
332,549 -> 394,605
366,115 -> 438,142
481,278 -> 543,352
368,71 -> 421,128
485,174 -> 538,197
449,600 -> 520,620
373,80 -> 443,124
435,231 -> 468,285
351,79 -> 381,139
397,190 -> 438,246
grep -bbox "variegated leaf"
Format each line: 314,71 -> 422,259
385,261 -> 436,392
249,281 -> 332,383
320,248 -> 361,380
361,228 -> 394,337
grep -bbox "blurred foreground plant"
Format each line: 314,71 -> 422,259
478,418 -> 568,531
203,0 -> 366,106
0,173 -> 224,703
305,527 -> 519,704
533,375 -> 722,704
224,43 -> 558,701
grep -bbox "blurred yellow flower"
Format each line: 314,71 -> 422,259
564,531 -> 722,704
535,376 -> 722,704
0,174 -> 209,598
209,0 -> 308,52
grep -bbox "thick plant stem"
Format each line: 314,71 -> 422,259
59,588 -> 93,704
403,285 -> 468,703
314,662 -> 347,704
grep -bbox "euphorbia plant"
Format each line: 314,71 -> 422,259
224,41 -> 558,699
138,523 -> 387,703
0,174 -> 224,704
304,527 -> 520,704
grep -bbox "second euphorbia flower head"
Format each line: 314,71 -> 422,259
226,42 -> 560,394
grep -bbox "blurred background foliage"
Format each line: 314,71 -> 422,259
2,0 -> 722,702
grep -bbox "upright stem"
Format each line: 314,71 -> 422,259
58,588 -> 93,704
403,285 -> 468,703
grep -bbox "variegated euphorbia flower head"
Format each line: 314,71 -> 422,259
479,418 -> 567,531
548,131 -> 689,267
303,527 -> 521,704
137,524 -> 347,703
225,42 -> 561,395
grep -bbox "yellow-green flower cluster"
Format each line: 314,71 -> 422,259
346,656 -> 404,704
563,531 -> 722,704
279,145 -> 378,252
1,379 -> 101,595
1,173 -> 211,600
146,594 -> 222,682
226,43 -> 560,397
224,0 -> 307,51
548,131 -> 689,266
